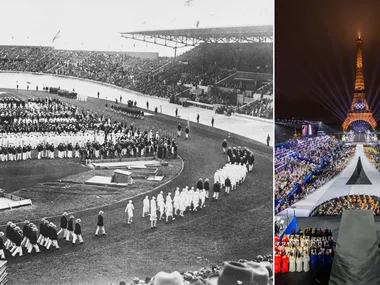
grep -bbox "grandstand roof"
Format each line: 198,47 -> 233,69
120,25 -> 273,49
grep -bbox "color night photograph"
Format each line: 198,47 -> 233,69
275,0 -> 380,284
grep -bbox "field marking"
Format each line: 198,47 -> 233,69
248,205 -> 266,213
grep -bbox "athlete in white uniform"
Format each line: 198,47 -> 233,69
150,197 -> 157,228
142,196 -> 150,217
125,200 -> 134,224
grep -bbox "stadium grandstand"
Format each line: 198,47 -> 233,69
0,26 -> 273,120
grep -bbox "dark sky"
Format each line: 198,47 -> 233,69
275,0 -> 380,124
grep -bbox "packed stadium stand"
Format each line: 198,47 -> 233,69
0,40 -> 272,119
275,134 -> 355,214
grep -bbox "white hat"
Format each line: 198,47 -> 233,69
153,271 -> 183,285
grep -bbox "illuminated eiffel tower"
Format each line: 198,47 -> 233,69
342,34 -> 376,132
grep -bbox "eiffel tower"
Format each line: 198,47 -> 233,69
342,34 -> 376,131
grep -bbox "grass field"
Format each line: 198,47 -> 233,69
0,157 -> 182,224
0,88 -> 273,285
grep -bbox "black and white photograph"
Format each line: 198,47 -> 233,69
0,0 -> 273,284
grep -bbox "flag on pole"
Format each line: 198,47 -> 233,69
52,30 -> 61,43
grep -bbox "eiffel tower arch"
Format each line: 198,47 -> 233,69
342,34 -> 377,132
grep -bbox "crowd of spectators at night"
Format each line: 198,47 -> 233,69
275,135 -> 354,213
364,145 -> 380,171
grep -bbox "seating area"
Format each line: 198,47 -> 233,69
364,145 -> 380,171
275,135 -> 354,213
236,97 -> 273,119
0,43 -> 272,100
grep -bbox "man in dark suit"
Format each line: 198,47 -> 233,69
4,222 -> 13,250
222,139 -> 227,154
57,212 -> 68,239
212,181 -> 221,200
11,227 -> 23,257
95,211 -> 106,236
27,226 -> 40,254
66,215 -> 75,242
204,178 -> 210,199
196,178 -> 203,191
73,219 -> 84,245
46,223 -> 59,250
225,176 -> 231,194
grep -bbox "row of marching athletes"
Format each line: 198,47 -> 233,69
0,215 -> 84,259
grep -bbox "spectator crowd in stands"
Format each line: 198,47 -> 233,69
0,44 -> 272,119
275,135 -> 355,213
365,145 -> 380,171
237,97 -> 273,119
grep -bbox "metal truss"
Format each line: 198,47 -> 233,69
120,26 -> 273,50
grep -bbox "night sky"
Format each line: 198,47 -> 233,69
275,0 -> 380,124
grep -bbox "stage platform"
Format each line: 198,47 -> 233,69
90,156 -> 156,164
92,160 -> 161,169
277,144 -> 380,217
85,176 -> 128,187
0,196 -> 32,211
